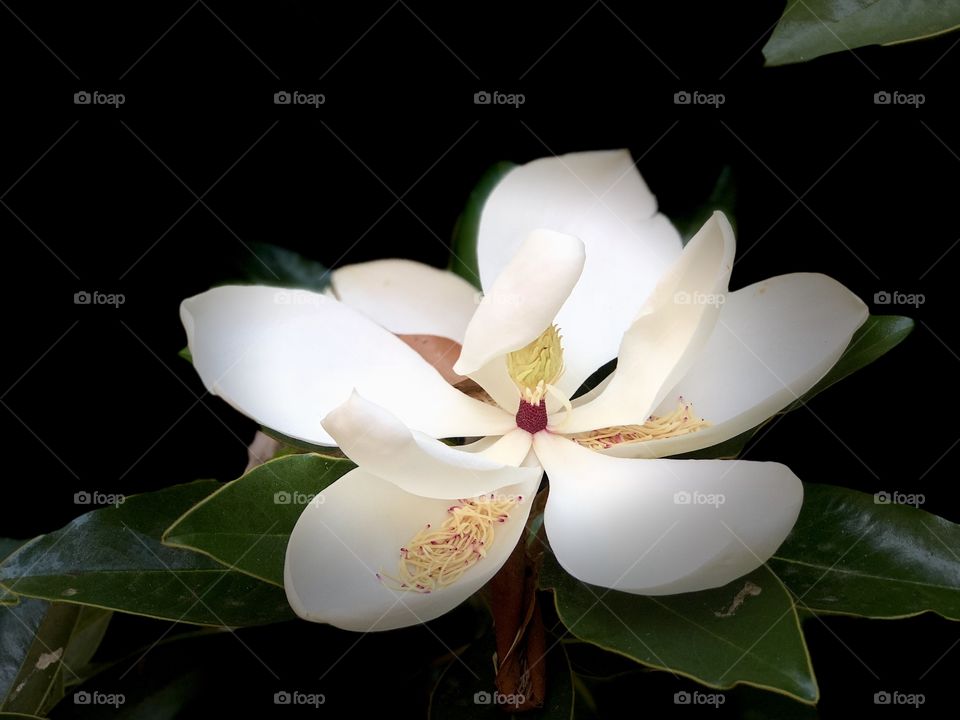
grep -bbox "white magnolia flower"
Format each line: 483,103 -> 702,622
181,150 -> 868,631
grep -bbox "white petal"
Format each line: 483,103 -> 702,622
181,286 -> 514,445
465,357 -> 520,414
561,212 -> 735,433
323,393 -> 536,499
331,259 -> 480,343
284,468 -> 541,630
534,432 -> 802,594
599,273 -> 869,458
453,229 -> 585,376
478,150 -> 683,395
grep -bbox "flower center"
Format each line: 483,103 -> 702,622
506,325 -> 564,405
570,397 -> 710,449
377,494 -> 521,593
516,399 -> 548,434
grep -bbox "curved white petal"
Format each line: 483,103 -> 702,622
598,273 -> 869,458
561,212 -> 735,433
331,259 -> 479,343
181,286 -> 514,445
467,357 -> 520,414
323,393 -> 536,499
453,229 -> 585,376
534,432 -> 802,594
478,150 -> 684,395
284,468 -> 541,630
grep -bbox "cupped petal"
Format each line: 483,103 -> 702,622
181,286 -> 514,445
284,467 -> 541,630
561,212 -> 735,433
323,392 -> 536,499
331,259 -> 480,343
453,229 -> 585,376
533,432 -> 802,594
478,150 -> 683,395
598,273 -> 869,459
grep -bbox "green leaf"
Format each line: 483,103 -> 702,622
771,483 -> 960,619
0,540 -> 26,605
223,241 -> 330,291
0,481 -> 294,626
672,166 -> 737,245
540,555 -> 818,703
163,454 -> 355,587
783,314 -> 914,412
674,315 -> 913,459
177,346 -> 192,364
449,161 -> 516,288
59,607 -> 113,688
428,632 -> 573,719
0,600 -> 81,716
763,0 -> 960,66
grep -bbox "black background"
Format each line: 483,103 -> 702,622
1,1 -> 958,717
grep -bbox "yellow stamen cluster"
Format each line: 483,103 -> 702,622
570,398 -> 710,450
378,494 -> 521,593
507,325 -> 565,405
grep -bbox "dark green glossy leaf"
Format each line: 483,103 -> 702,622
540,555 -> 817,703
0,540 -> 26,606
672,166 -> 737,245
449,162 -> 516,288
771,483 -> 960,619
0,482 -> 293,626
674,315 -> 913,459
0,600 -> 80,715
163,454 -> 355,587
763,0 -> 960,66
223,241 -> 330,292
429,632 -> 573,719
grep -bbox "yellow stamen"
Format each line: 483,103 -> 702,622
378,494 -> 521,593
570,399 -> 710,450
507,325 -> 565,405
